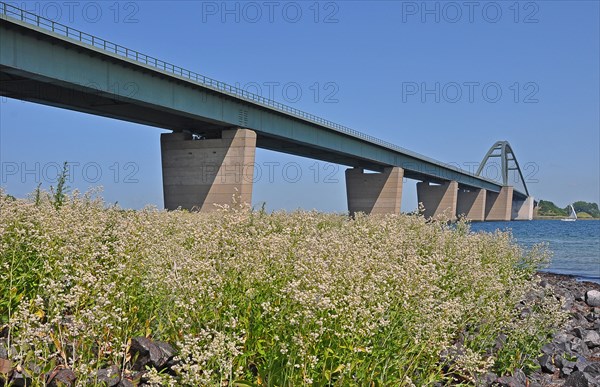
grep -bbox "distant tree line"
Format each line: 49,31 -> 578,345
572,201 -> 600,218
537,200 -> 600,218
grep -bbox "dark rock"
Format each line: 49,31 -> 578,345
574,354 -> 590,373
584,312 -> 598,323
10,369 -> 32,387
0,339 -> 15,360
494,373 -> 527,387
0,340 -> 7,360
130,337 -> 155,354
582,330 -> 600,349
582,363 -> 600,386
528,371 -> 553,387
527,380 -> 542,387
553,332 -> 571,347
556,355 -> 577,377
562,363 -> 577,378
495,369 -> 528,387
130,337 -> 174,370
117,377 -> 135,387
494,334 -> 508,351
493,376 -> 515,386
541,342 -> 556,355
48,368 -> 77,387
563,298 -> 575,311
571,312 -> 588,326
131,337 -> 162,371
583,363 -> 600,377
556,341 -> 572,355
93,365 -> 121,387
535,273 -> 600,384
564,371 -> 589,387
571,337 -> 591,357
538,354 -> 555,374
478,371 -> 497,386
155,341 -> 176,365
573,327 -> 586,339
585,290 -> 600,307
513,369 -> 527,385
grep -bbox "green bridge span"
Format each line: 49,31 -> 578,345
0,3 -> 534,220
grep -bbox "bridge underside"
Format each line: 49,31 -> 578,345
0,18 -> 527,196
1,68 -> 534,220
159,130 -> 534,220
0,15 -> 532,219
0,67 -> 506,186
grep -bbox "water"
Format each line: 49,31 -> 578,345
469,220 -> 600,283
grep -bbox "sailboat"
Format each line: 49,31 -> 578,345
561,204 -> 577,222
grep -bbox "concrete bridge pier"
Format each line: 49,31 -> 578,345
161,128 -> 256,211
484,186 -> 513,221
416,181 -> 459,220
345,167 -> 403,215
512,196 -> 535,220
456,188 -> 487,221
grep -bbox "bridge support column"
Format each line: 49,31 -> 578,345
345,167 -> 403,215
416,181 -> 458,219
456,188 -> 486,221
161,129 -> 256,211
512,196 -> 535,220
484,187 -> 513,221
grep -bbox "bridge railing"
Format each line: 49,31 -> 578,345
0,1 -> 499,185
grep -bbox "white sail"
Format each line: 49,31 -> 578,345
561,204 -> 577,221
569,205 -> 577,220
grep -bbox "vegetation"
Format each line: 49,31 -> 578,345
572,201 -> 600,218
536,200 -> 567,217
536,199 -> 600,218
0,189 -> 565,386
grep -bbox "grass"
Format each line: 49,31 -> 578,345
0,189 -> 565,386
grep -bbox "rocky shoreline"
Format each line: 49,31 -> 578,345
1,272 -> 599,386
520,272 -> 600,387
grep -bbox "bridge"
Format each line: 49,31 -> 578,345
0,3 -> 534,220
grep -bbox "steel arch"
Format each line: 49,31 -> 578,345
476,141 -> 529,196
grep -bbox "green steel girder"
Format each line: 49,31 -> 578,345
0,11 -> 528,199
476,141 -> 529,196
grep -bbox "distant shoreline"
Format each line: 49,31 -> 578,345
538,271 -> 600,286
532,216 -> 600,220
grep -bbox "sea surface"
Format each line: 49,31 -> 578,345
469,220 -> 600,283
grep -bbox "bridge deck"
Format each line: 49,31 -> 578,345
0,3 -> 527,199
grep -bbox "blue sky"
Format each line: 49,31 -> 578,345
1,0 -> 599,211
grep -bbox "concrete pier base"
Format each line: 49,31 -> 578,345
416,181 -> 458,219
485,186 -> 513,221
456,188 -> 486,221
161,128 -> 256,211
512,196 -> 535,220
345,167 -> 403,215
